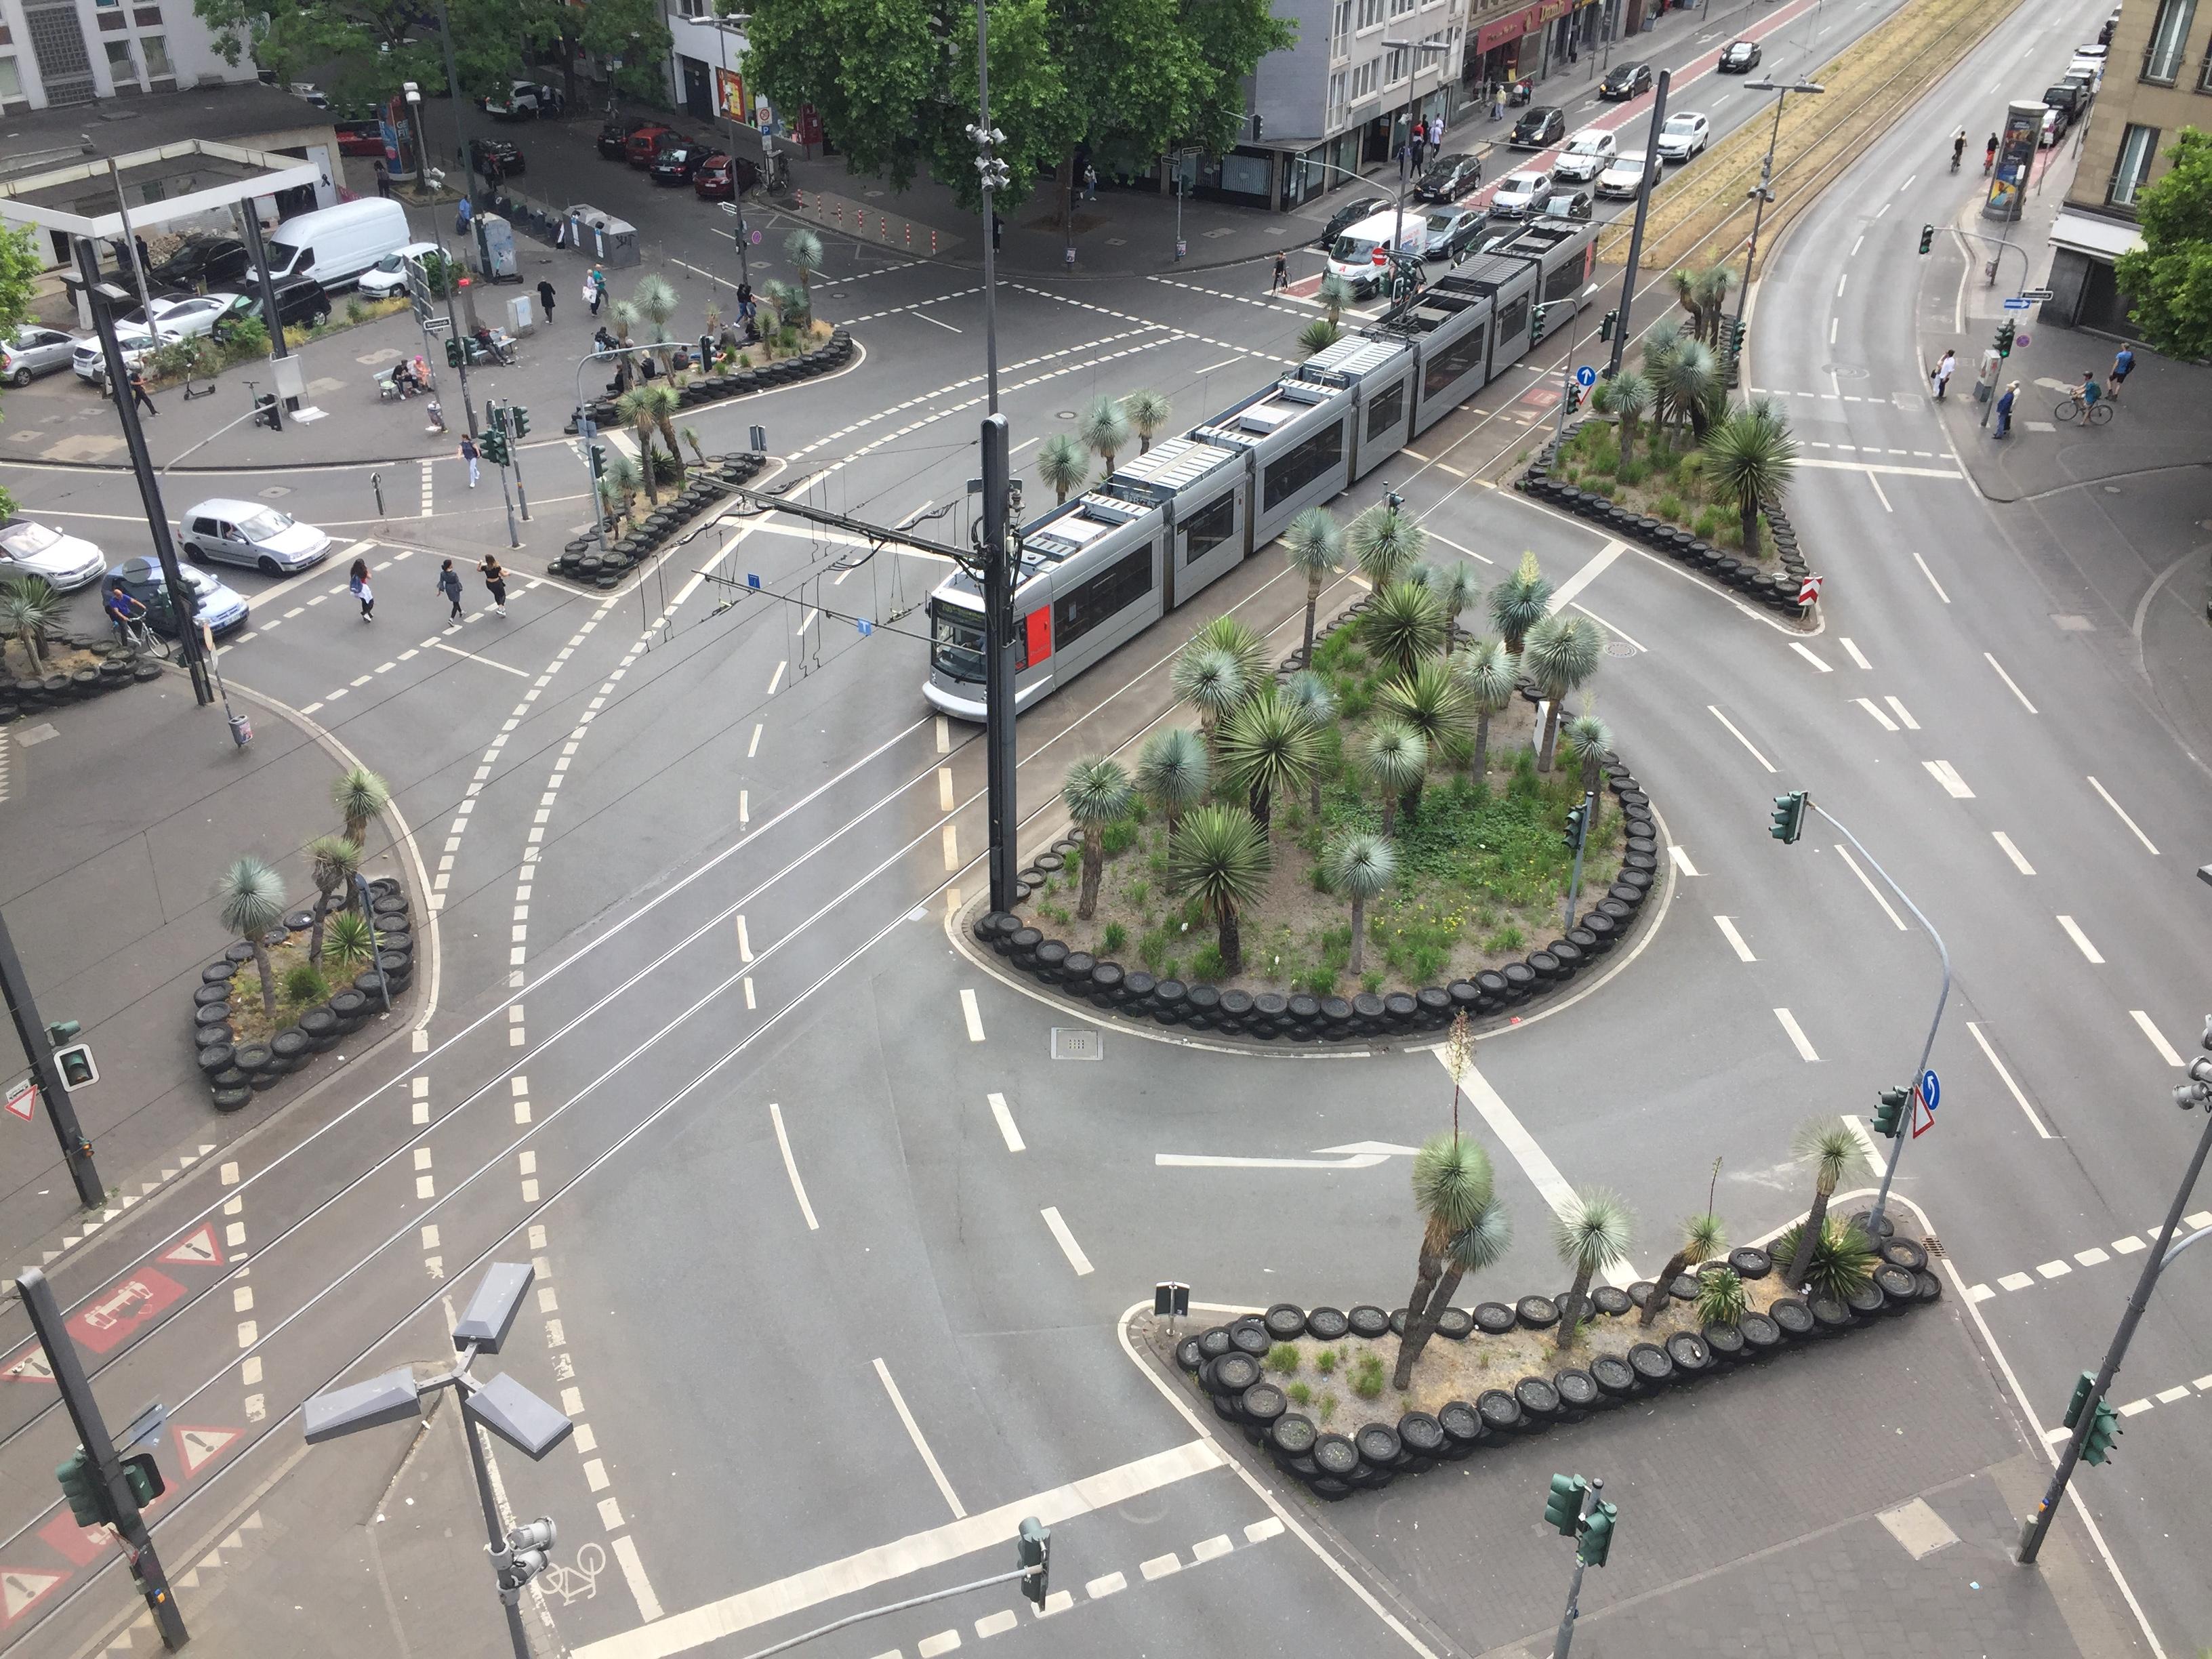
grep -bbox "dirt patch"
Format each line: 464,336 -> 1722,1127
225,939 -> 350,1045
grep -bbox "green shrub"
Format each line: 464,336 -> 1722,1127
1616,458 -> 1650,487
1191,943 -> 1227,982
1351,1353 -> 1386,1399
1483,924 -> 1525,954
346,297 -> 368,325
1696,1267 -> 1747,1326
1101,922 -> 1128,954
1101,819 -> 1137,857
283,963 -> 331,1005
1693,506 -> 1723,538
1317,1391 -> 1338,1422
1126,880 -> 1149,907
1315,1348 -> 1337,1375
1267,1343 -> 1300,1375
1286,1380 -> 1312,1404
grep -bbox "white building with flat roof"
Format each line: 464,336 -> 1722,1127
0,0 -> 256,111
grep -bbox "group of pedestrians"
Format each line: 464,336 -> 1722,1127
348,554 -> 507,622
1925,342 -> 2138,441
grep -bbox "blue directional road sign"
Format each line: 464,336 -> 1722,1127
1920,1069 -> 1940,1111
2002,297 -> 2033,310
1574,365 -> 1598,388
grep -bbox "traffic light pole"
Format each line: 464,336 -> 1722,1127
0,909 -> 103,1208
505,405 -> 531,521
1604,70 -> 1668,380
1561,787 -> 1596,932
2018,1065 -> 2212,1564
1553,1476 -> 1601,1658
16,1269 -> 187,1649
461,1414 -> 535,1659
980,413 -> 1019,913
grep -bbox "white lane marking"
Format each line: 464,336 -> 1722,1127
1707,705 -> 1776,773
1840,1115 -> 1889,1179
987,1091 -> 1025,1152
1140,1553 -> 1182,1581
432,641 -> 531,676
943,823 -> 960,870
1923,759 -> 1974,798
1909,545 -> 1950,601
2037,1259 -> 2072,1279
939,766 -> 956,813
1545,541 -> 1626,615
1668,845 -> 1698,876
1855,697 -> 1899,732
2000,1271 -> 2036,1292
1839,637 -> 1872,670
1774,1008 -> 1820,1063
2057,916 -> 2104,964
1086,1572 -> 1128,1599
2132,1010 -> 2184,1066
2078,1248 -> 2110,1267
1829,316 -> 1839,345
1969,1022 -> 2053,1139
767,1103 -> 820,1231
1834,844 -> 1907,930
1790,642 -> 1831,672
1835,273 -> 1847,297
748,723 -> 763,758
613,1535 -> 663,1623
1869,473 -> 1893,514
1245,1517 -> 1284,1543
1985,653 -> 2039,713
914,310 -> 962,333
1714,916 -> 1757,962
936,714 -> 951,754
874,1357 -> 965,1519
737,915 -> 754,962
1434,1052 -> 1633,1287
766,659 -> 786,695
1041,1206 -> 1094,1276
2087,777 -> 2158,855
1993,832 -> 2036,875
960,988 -> 985,1042
1883,696 -> 1919,731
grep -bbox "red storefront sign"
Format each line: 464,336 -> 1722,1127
1475,2 -> 1544,53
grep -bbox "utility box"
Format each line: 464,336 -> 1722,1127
507,294 -> 535,335
475,213 -> 518,282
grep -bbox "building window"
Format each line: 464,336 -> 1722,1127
133,5 -> 162,24
2198,44 -> 2212,89
2142,0 -> 2196,82
1357,0 -> 1383,30
140,32 -> 168,76
0,55 -> 19,102
104,36 -> 138,85
1385,43 -> 1408,83
2108,122 -> 2160,205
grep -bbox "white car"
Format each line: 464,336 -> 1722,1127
180,499 -> 332,576
71,331 -> 155,385
358,242 -> 443,300
1491,169 -> 1554,218
1553,129 -> 1618,182
0,519 -> 106,591
1656,113 -> 1711,161
480,79 -> 565,119
1597,151 -> 1652,199
118,294 -> 233,341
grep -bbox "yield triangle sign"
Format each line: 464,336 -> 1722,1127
1,1347 -> 52,1385
3,1078 -> 33,1122
175,1425 -> 239,1477
0,1566 -> 65,1625
158,1225 -> 224,1267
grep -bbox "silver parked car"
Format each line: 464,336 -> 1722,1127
180,499 -> 333,575
3,326 -> 80,386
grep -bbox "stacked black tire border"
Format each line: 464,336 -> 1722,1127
973,750 -> 1661,1044
191,877 -> 415,1113
0,638 -> 167,727
1517,419 -> 1813,618
1176,1240 -> 1942,1502
549,451 -> 771,590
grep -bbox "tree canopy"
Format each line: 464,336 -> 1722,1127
740,0 -> 1294,211
0,226 -> 41,520
2114,127 -> 2212,361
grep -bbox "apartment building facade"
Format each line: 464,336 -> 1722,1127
0,0 -> 255,110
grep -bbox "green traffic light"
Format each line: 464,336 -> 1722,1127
1872,1086 -> 1908,1139
2082,1401 -> 2122,1465
1544,1472 -> 1586,1534
2063,1371 -> 2095,1430
45,1019 -> 80,1046
1767,790 -> 1806,844
1578,1500 -> 1617,1567
56,1448 -> 105,1528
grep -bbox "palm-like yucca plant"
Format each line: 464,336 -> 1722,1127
1061,756 -> 1133,920
1640,1211 -> 1728,1327
1348,501 -> 1426,588
1298,318 -> 1341,356
1134,726 -> 1209,838
1190,614 -> 1271,693
1394,1132 -> 1504,1388
1124,389 -> 1172,453
1361,720 -> 1427,836
782,228 -> 823,296
1167,804 -> 1269,975
1560,710 -> 1613,796
323,909 -> 377,975
1079,394 -> 1132,477
1326,830 -> 1395,977
1036,432 -> 1090,504
1553,1186 -> 1634,1351
1696,1265 -> 1747,1326
1786,1116 -> 1871,1288
1435,562 -> 1480,650
1639,317 -> 1683,377
0,575 -> 65,674
1281,506 -> 1343,668
1376,659 -> 1471,768
1456,639 -> 1517,785
641,382 -> 686,478
1218,688 -> 1319,836
1802,1217 -> 1879,1302
1658,337 -> 1719,438
215,855 -> 288,1019
614,386 -> 661,499
1607,371 -> 1653,467
333,766 -> 390,853
1690,264 -> 1736,344
1170,643 -> 1249,753
681,425 -> 706,468
1317,273 -> 1353,324
609,298 -> 640,347
1361,580 -> 1448,683
1523,614 -> 1602,771
305,835 -> 361,966
1487,551 -> 1552,654
1284,670 -> 1336,818
1704,404 -> 1799,560
598,454 -> 643,526
761,277 -> 806,331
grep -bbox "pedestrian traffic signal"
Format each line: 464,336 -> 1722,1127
45,1019 -> 79,1048
1872,1085 -> 1909,1138
1919,224 -> 1934,255
445,337 -> 464,368
53,1041 -> 96,1090
1017,1517 -> 1050,1609
1767,790 -> 1807,844
1994,319 -> 2015,359
1544,1472 -> 1588,1535
2082,1400 -> 2122,1465
480,426 -> 509,467
508,404 -> 529,437
588,443 -> 607,480
121,1451 -> 164,1508
491,1517 -> 556,1603
1565,382 -> 1584,414
56,1447 -> 106,1528
1578,1499 -> 1617,1567
2063,1370 -> 2096,1429
1563,803 -> 1586,850
1599,308 -> 1618,342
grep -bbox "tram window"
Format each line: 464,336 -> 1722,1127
1054,544 -> 1156,649
931,603 -> 987,680
1496,295 -> 1530,346
1422,328 -> 1487,397
1182,493 -> 1235,565
1261,420 -> 1346,512
1365,382 -> 1406,440
1543,261 -> 1581,307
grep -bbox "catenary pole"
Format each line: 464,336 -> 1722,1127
1605,69 -> 1668,378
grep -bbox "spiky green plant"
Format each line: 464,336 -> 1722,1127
1395,1132 -> 1507,1387
1561,710 -> 1614,796
1523,613 -> 1602,771
1641,1212 -> 1728,1327
614,385 -> 661,499
1704,403 -> 1799,560
1170,642 -> 1249,753
215,855 -> 287,1019
1190,614 -> 1271,692
1123,388 -> 1172,453
1079,394 -> 1132,476
1036,432 -> 1089,504
1218,687 -> 1319,836
1299,318 -> 1341,356
1134,726 -> 1209,838
1282,506 -> 1343,668
640,381 -> 686,477
1435,562 -> 1480,649
1061,756 -> 1133,920
1361,580 -> 1448,683
1554,1187 -> 1634,1351
1456,639 -> 1517,785
1284,670 -> 1336,817
1802,1218 -> 1879,1302
333,766 -> 390,852
1376,659 -> 1471,764
1361,720 -> 1427,836
305,835 -> 361,967
1317,273 -> 1353,324
1326,831 -> 1395,977
781,228 -> 823,295
1656,337 -> 1718,438
1787,1117 -> 1872,1287
1696,1265 -> 1747,1326
0,575 -> 64,675
1348,501 -> 1426,588
1488,551 -> 1553,654
1167,804 -> 1269,975
323,909 -> 377,974
1607,371 -> 1653,467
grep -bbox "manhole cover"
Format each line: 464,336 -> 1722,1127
1604,637 -> 1636,657
1820,364 -> 1870,379
2051,615 -> 2095,631
258,485 -> 291,499
1055,410 -> 1077,420
1051,1027 -> 1101,1061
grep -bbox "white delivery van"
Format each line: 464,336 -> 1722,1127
1326,209 -> 1425,295
264,199 -> 411,291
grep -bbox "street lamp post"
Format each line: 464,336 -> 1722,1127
1604,68 -> 1670,378
970,1 -> 1018,913
1381,39 -> 1453,280
1734,81 -> 1824,330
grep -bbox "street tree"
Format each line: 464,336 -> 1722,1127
640,383 -> 687,478
1169,642 -> 1248,754
1656,336 -> 1719,438
1361,579 -> 1448,682
2114,128 -> 2212,361
306,836 -> 361,968
1061,755 -> 1132,920
1704,402 -> 1798,560
1560,709 -> 1613,796
782,230 -> 824,298
1134,725 -> 1208,837
1434,561 -> 1480,651
1281,505 -> 1343,668
1554,1187 -> 1633,1351
1190,613 -> 1271,691
1786,1116 -> 1870,1288
1218,687 -> 1318,837
1456,638 -> 1517,785
333,765 -> 390,853
1325,830 -> 1394,976
1641,1210 -> 1727,1328
0,575 -> 63,675
1124,389 -> 1172,453
1348,500 -> 1425,587
1522,613 -> 1601,770
632,275 -> 682,367
1036,432 -> 1090,503
0,227 -> 41,518
1605,370 -> 1653,468
1671,264 -> 1736,346
1361,720 -> 1426,836
1167,804 -> 1269,975
1376,659 -> 1470,764
1318,274 -> 1353,325
1488,551 -> 1551,653
215,855 -> 287,1019
1282,670 -> 1336,817
1298,319 -> 1342,356
614,387 -> 663,499
1080,393 -> 1132,477
1395,1133 -> 1511,1388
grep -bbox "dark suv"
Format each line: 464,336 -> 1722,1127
1510,106 -> 1565,149
1414,153 -> 1484,202
149,237 -> 251,294
649,144 -> 713,185
1599,62 -> 1653,100
208,276 -> 331,337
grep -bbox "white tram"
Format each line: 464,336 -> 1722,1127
924,218 -> 1597,720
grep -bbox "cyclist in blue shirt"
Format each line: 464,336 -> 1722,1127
2076,371 -> 2101,408
103,578 -> 146,640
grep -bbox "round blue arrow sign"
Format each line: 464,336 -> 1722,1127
1574,365 -> 1597,388
1920,1069 -> 1940,1111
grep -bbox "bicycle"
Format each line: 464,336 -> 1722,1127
2053,394 -> 2112,426
113,615 -> 172,660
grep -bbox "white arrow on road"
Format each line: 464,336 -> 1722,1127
1155,1141 -> 1420,1170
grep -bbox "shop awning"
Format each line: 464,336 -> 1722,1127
2049,207 -> 2145,263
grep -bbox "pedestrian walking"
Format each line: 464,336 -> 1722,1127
459,434 -> 480,487
2110,343 -> 2135,391
374,159 -> 390,197
1490,81 -> 1504,121
1083,163 -> 1097,201
479,554 -> 508,615
1929,348 -> 1956,401
537,278 -> 556,325
350,558 -> 375,621
1994,381 -> 2017,438
1271,251 -> 1289,293
437,558 -> 465,621
591,267 -> 608,316
456,195 -> 473,237
127,366 -> 157,417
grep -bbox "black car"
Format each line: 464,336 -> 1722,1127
596,115 -> 653,159
649,144 -> 713,184
1316,194 -> 1392,248
468,136 -> 525,176
1413,153 -> 1484,202
1510,106 -> 1565,149
1599,62 -> 1653,100
1719,39 -> 1761,72
1538,187 -> 1595,221
149,237 -> 251,294
207,276 -> 332,337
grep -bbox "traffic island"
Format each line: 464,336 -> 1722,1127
547,450 -> 768,590
0,636 -> 169,727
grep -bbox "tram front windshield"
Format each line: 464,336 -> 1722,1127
931,600 -> 987,681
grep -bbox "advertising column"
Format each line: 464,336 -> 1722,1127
1985,100 -> 2042,221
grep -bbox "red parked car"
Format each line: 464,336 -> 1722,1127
624,124 -> 680,167
691,152 -> 760,199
